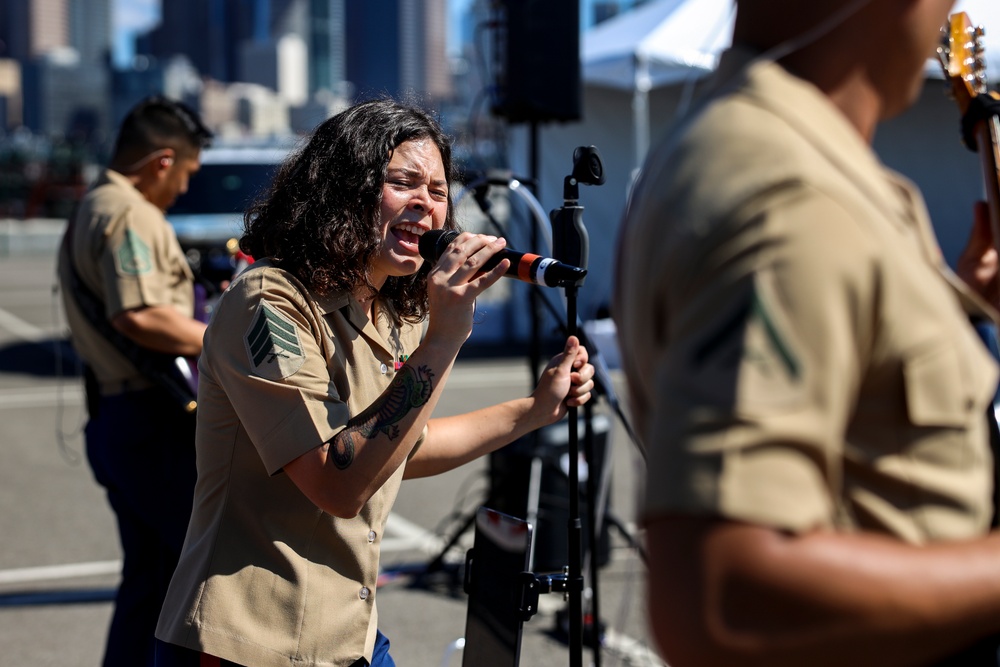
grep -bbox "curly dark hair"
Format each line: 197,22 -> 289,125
241,98 -> 457,323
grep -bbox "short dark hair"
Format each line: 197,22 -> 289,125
241,98 -> 456,323
113,95 -> 213,165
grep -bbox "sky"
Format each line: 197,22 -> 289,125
112,0 -> 158,67
112,0 -> 476,68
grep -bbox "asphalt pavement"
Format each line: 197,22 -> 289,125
0,245 -> 662,667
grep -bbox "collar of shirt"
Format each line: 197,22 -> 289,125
312,287 -> 403,361
102,168 -> 148,204
713,47 -> 916,235
712,47 -> 1000,325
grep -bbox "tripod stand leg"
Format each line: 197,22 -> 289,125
526,455 -> 544,572
605,512 -> 646,561
425,511 -> 477,574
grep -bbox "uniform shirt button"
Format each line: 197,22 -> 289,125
380,363 -> 388,375
368,530 -> 377,543
360,586 -> 370,600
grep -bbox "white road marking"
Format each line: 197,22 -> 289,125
0,560 -> 121,585
0,305 -> 50,342
603,628 -> 667,666
382,512 -> 445,553
0,513 -> 443,587
0,363 -> 533,411
0,385 -> 83,409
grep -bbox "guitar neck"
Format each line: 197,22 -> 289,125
979,116 -> 1000,249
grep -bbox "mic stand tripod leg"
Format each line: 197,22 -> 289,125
423,510 -> 477,577
605,512 -> 646,560
526,454 -> 544,572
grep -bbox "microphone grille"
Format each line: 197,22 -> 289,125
418,229 -> 459,263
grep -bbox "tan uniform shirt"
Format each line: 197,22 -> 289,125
615,49 -> 1000,543
156,260 -> 424,667
58,169 -> 195,393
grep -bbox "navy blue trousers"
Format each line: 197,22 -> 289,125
86,386 -> 197,667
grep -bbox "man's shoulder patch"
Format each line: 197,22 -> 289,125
244,301 -> 306,380
115,228 -> 152,276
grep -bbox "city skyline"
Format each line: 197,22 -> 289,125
111,0 -> 476,67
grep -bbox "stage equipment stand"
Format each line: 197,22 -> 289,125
563,280 -> 586,667
548,146 -> 606,667
423,153 -> 642,667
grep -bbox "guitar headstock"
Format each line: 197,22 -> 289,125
939,11 -> 989,113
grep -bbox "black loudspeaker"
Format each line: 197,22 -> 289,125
487,415 -> 611,574
492,0 -> 582,124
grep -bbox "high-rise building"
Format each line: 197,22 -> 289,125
0,0 -> 108,64
0,0 -> 112,138
144,0 -> 243,82
345,0 -> 452,105
30,0 -> 69,55
0,59 -> 21,127
23,50 -> 109,139
141,0 -> 346,102
70,0 -> 112,64
420,0 -> 451,100
308,0 -> 346,96
0,0 -> 69,60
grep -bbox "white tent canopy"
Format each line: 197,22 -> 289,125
582,0 -> 734,91
582,0 -> 735,169
584,0 -> 1000,88
582,0 -> 1000,171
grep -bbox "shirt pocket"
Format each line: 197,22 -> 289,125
902,343 -> 974,429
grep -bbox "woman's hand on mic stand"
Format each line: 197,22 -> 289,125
529,336 -> 596,427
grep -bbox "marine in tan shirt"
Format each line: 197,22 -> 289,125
57,96 -> 212,667
158,262 -> 426,664
60,168 -> 197,392
155,99 -> 596,667
614,1 -> 1000,665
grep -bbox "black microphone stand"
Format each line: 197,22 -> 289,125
563,281 -> 586,667
433,159 -> 643,667
469,173 -> 591,667
549,146 -> 606,667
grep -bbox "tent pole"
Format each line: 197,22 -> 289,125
632,52 -> 652,182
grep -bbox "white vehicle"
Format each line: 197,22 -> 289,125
167,143 -> 294,289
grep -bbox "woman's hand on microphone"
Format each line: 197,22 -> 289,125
424,231 -> 509,346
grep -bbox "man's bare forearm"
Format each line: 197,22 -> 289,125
648,515 -> 1000,667
112,305 -> 206,356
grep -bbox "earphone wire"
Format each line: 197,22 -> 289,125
119,149 -> 172,174
754,0 -> 878,65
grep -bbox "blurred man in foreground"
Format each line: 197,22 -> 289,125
615,1 -> 1000,664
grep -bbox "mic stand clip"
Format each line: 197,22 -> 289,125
515,569 -> 582,623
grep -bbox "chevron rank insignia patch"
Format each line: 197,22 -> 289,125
244,302 -> 305,380
115,229 -> 152,276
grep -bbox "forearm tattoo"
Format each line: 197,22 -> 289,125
327,364 -> 436,470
